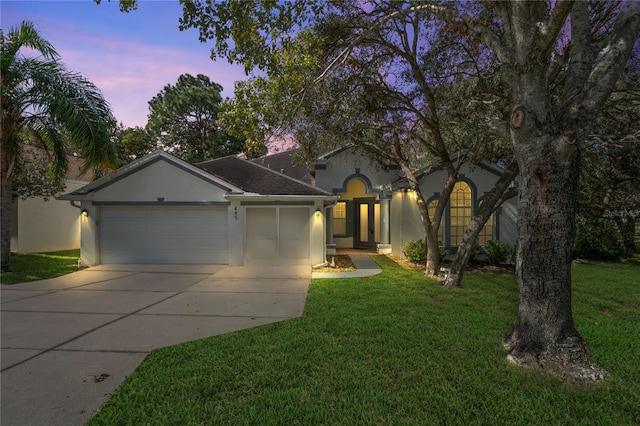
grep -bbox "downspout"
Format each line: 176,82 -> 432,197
67,201 -> 83,267
312,200 -> 338,269
324,200 -> 338,261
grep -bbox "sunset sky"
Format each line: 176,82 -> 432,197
1,1 -> 248,128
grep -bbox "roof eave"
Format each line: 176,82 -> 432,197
225,194 -> 339,202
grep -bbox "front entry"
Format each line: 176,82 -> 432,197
354,198 -> 380,249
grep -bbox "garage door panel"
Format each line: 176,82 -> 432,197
245,208 -> 276,261
246,240 -> 278,260
100,206 -> 227,264
280,240 -> 309,259
279,208 -> 309,238
279,208 -> 310,260
245,207 -> 310,265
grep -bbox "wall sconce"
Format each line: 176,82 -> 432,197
315,209 -> 321,218
81,209 -> 89,218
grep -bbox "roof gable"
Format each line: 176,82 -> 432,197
59,151 -> 241,201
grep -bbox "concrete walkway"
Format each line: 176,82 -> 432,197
312,254 -> 382,279
1,265 -> 310,426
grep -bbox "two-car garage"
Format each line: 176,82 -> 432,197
98,205 -> 312,266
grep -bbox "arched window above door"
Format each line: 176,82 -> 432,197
332,178 -> 368,238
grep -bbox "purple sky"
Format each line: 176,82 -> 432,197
1,1 -> 247,128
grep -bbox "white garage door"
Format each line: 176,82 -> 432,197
100,206 -> 228,264
245,207 -> 310,266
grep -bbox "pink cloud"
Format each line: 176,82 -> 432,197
5,9 -> 247,129
53,32 -> 246,128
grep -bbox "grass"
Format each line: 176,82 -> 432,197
90,256 -> 640,425
0,249 -> 80,285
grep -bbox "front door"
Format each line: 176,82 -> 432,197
354,198 -> 380,249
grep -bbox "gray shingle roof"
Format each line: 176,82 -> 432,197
250,149 -> 314,184
197,156 -> 331,196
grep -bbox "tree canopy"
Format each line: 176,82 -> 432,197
111,124 -> 156,167
146,73 -> 255,163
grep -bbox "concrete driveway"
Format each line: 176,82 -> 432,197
1,264 -> 310,426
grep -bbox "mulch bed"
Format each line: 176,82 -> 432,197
314,255 -> 355,272
390,255 -> 515,273
315,254 -> 515,274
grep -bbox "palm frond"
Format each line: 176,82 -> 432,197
26,64 -> 117,172
1,21 -> 58,75
2,20 -> 115,181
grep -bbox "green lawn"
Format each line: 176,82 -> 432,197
90,256 -> 640,425
0,249 -> 80,285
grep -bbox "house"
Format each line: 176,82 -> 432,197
11,148 -> 93,253
59,151 -> 336,267
59,147 -> 517,267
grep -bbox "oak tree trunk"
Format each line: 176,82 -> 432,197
425,225 -> 440,277
394,157 -> 450,277
452,0 -> 640,382
502,133 -> 608,382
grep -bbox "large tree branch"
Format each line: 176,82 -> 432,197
313,2 -> 442,85
561,1 -> 593,116
314,1 -> 507,84
537,0 -> 574,55
576,4 -> 640,122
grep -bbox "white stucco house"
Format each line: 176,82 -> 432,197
11,149 -> 93,253
60,147 -> 517,267
59,151 -> 336,267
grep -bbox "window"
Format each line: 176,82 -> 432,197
333,201 -> 347,236
449,181 -> 472,246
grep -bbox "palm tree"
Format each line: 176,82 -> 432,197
1,21 -> 116,272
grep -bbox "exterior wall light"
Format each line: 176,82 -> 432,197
81,209 -> 89,218
315,209 -> 321,217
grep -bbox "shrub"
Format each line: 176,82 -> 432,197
403,240 -> 447,264
485,240 -> 510,263
574,217 -> 625,261
403,239 -> 426,263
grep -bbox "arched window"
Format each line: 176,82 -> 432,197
449,181 -> 472,246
